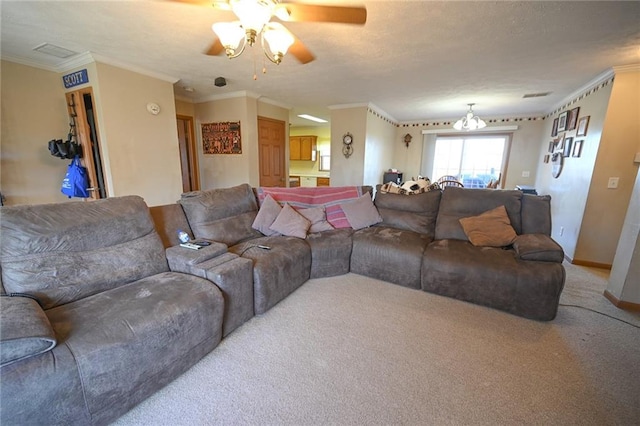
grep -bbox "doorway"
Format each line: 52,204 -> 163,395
176,115 -> 200,192
66,88 -> 106,199
258,116 -> 286,187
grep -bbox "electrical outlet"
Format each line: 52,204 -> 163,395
608,177 -> 619,189
522,171 -> 530,178
560,226 -> 564,236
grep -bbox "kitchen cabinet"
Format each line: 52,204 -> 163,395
317,177 -> 330,187
300,176 -> 317,187
289,136 -> 317,161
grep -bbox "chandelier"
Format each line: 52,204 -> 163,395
453,103 -> 487,131
212,1 -> 295,65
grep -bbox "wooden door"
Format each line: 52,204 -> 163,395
176,115 -> 199,192
258,116 -> 286,187
65,88 -> 105,200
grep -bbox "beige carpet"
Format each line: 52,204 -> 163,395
113,262 -> 640,426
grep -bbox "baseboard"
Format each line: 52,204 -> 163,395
571,259 -> 612,270
603,290 -> 640,312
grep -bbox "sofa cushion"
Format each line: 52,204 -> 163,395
306,229 -> 354,278
179,184 -> 262,246
298,206 -> 334,233
374,186 -> 442,237
341,193 -> 383,230
230,236 -> 311,314
0,196 -> 169,310
521,194 -> 552,235
513,234 -> 564,262
45,272 -> 224,425
459,205 -> 517,247
351,226 -> 432,289
0,296 -> 57,367
435,187 -> 523,241
422,239 -> 564,321
252,194 -> 282,236
269,203 -> 311,239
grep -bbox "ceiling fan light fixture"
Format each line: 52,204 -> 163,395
230,0 -> 273,34
212,22 -> 246,57
262,24 -> 294,64
453,104 -> 487,131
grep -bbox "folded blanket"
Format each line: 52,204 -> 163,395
256,186 -> 364,229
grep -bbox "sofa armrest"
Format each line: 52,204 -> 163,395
0,295 -> 57,367
513,234 -> 564,263
166,241 -> 228,274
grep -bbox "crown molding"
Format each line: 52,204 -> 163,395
258,97 -> 292,110
194,90 -> 263,103
613,63 -> 640,74
544,68 -> 615,116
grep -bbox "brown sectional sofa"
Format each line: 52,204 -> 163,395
0,183 -> 565,425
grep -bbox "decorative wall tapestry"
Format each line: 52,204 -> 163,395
202,121 -> 242,154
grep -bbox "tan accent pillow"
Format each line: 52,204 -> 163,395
459,205 -> 517,247
252,194 -> 282,236
341,193 -> 383,230
269,203 -> 311,239
298,206 -> 334,233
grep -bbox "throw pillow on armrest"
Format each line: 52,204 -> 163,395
269,203 -> 311,239
341,193 -> 383,230
0,296 -> 57,367
513,234 -> 565,263
459,205 -> 517,247
252,194 -> 282,236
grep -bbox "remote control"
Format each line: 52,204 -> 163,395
180,242 -> 202,250
257,245 -> 271,250
193,241 -> 211,247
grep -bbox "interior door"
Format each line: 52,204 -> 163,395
258,116 -> 286,187
65,88 -> 106,200
176,115 -> 199,192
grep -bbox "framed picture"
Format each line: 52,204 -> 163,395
544,154 -> 550,163
201,121 -> 242,154
577,116 -> 590,136
557,133 -> 565,150
557,111 -> 568,132
563,137 -> 573,157
572,139 -> 583,157
548,141 -> 555,153
567,107 -> 580,131
551,118 -> 559,137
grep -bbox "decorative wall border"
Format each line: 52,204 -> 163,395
544,76 -> 615,118
398,116 -> 544,128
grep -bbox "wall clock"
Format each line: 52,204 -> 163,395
551,152 -> 563,178
342,132 -> 353,158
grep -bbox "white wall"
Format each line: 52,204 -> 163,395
330,106 -> 368,186
364,109 -> 397,187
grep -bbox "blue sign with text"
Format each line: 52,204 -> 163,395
62,69 -> 89,89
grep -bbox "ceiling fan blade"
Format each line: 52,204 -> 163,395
166,0 -> 217,6
288,36 -> 315,64
204,38 -> 225,56
280,3 -> 366,24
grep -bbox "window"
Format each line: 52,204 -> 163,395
432,135 -> 509,188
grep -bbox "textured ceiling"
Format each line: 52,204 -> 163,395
2,1 -> 639,127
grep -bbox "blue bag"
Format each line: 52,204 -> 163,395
61,156 -> 90,198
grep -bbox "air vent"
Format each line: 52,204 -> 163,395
33,43 -> 78,59
523,92 -> 551,98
